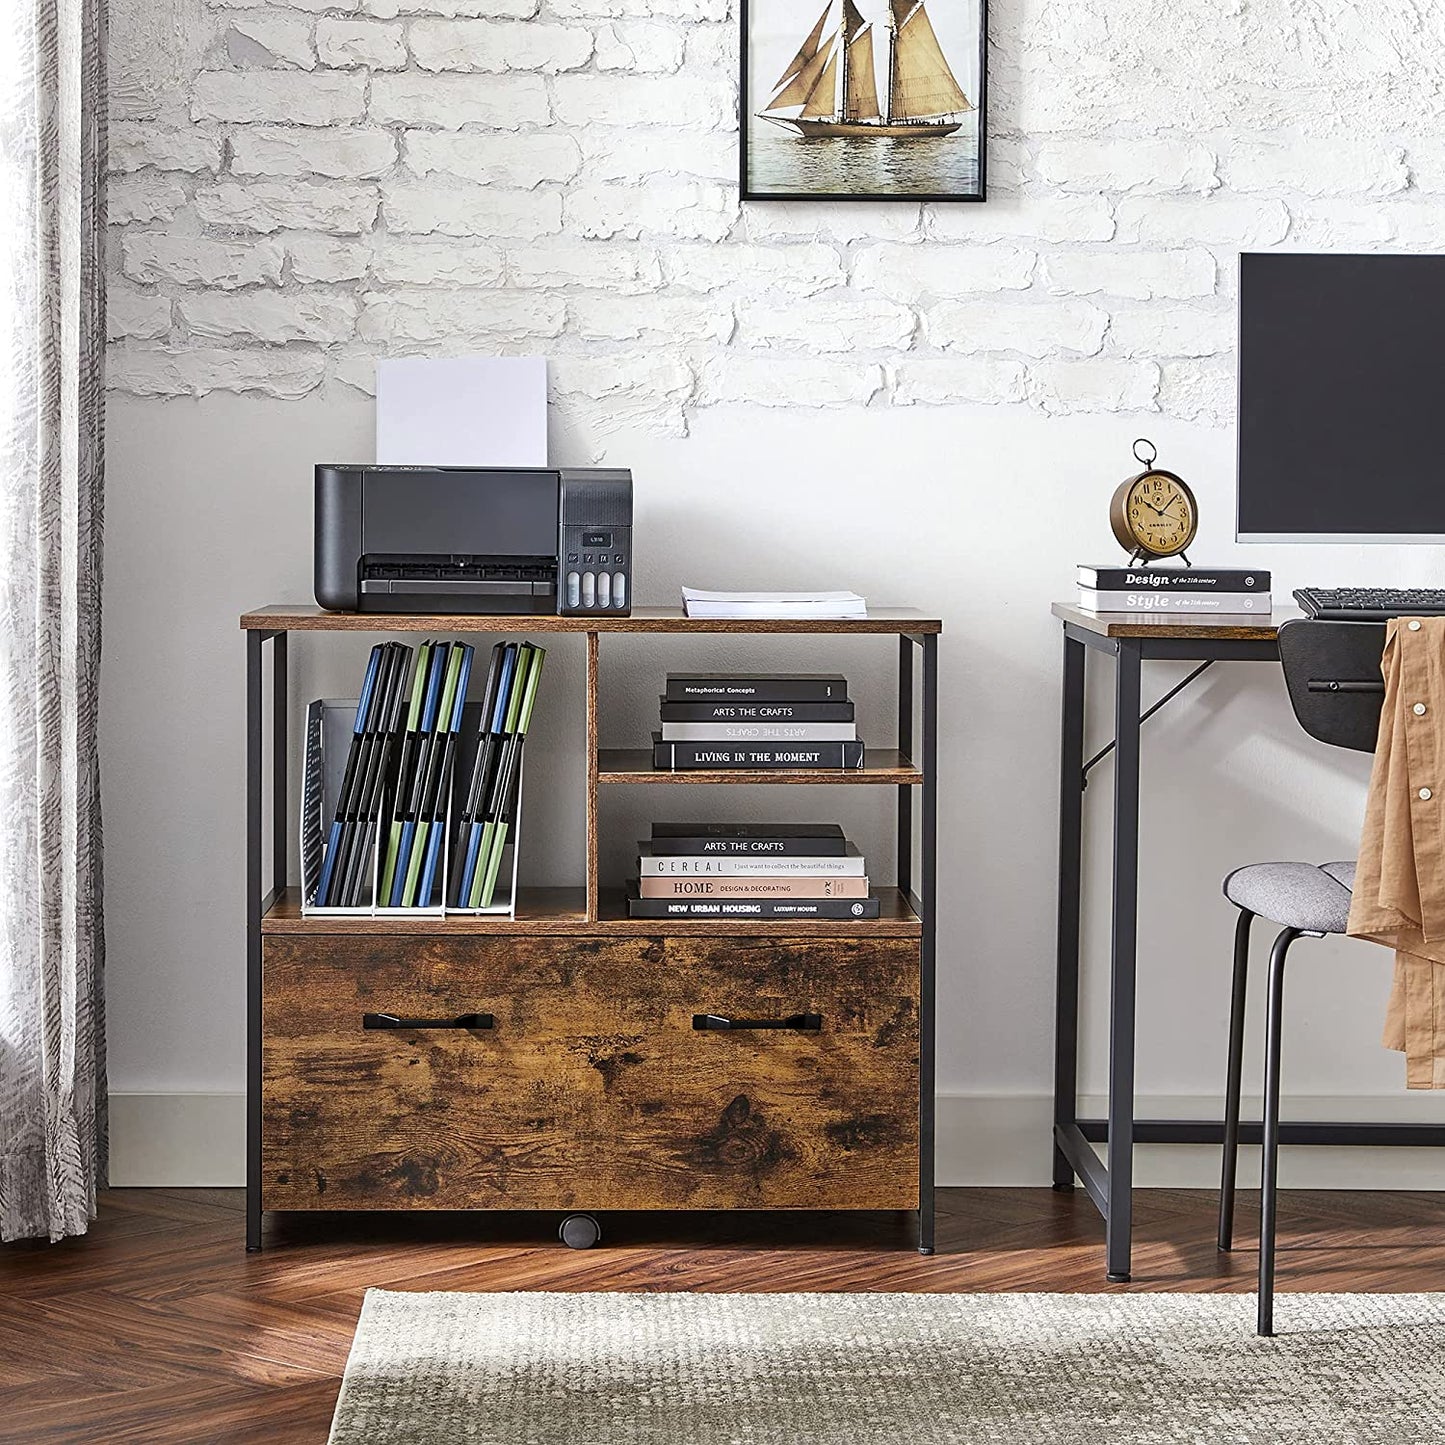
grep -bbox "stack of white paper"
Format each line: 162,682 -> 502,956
681,588 -> 868,619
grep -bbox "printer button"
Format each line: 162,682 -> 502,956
582,571 -> 596,608
613,572 -> 626,609
598,572 -> 612,608
566,571 -> 581,609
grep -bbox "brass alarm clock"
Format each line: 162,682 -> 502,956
1109,439 -> 1199,563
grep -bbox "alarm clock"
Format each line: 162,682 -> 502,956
1109,439 -> 1198,563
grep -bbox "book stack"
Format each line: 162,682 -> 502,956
681,587 -> 867,620
451,640 -> 546,911
627,823 -> 880,920
653,673 -> 864,771
1076,565 -> 1272,615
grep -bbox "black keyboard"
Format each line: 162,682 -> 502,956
1295,587 -> 1445,621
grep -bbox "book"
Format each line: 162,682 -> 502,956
637,875 -> 870,898
625,885 -> 880,920
1077,566 -> 1270,592
1078,589 -> 1271,614
652,734 -> 865,770
681,587 -> 866,619
658,698 -> 855,723
659,721 -> 857,742
638,842 -> 865,876
650,822 -> 847,856
664,674 -> 848,703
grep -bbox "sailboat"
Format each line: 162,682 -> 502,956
758,0 -> 972,139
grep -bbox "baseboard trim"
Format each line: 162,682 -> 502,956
106,1091 -> 1445,1190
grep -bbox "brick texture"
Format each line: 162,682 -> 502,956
106,0 -> 1445,416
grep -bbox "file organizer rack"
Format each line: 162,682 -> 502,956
300,698 -> 523,918
242,605 -> 940,1259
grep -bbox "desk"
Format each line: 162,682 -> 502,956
1052,606 -> 1283,1282
1053,604 -> 1445,1281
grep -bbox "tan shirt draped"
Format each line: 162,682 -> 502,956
1347,616 -> 1445,1088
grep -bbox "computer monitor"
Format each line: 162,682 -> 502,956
1237,252 -> 1445,543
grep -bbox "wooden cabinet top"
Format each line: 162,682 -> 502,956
241,604 -> 942,635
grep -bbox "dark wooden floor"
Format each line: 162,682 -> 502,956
2,1186 -> 1444,1443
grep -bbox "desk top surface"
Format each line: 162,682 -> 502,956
1052,602 -> 1299,641
242,604 -> 942,634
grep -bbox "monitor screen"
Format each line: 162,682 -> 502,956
1237,252 -> 1445,542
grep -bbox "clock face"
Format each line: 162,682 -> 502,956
1123,471 -> 1196,557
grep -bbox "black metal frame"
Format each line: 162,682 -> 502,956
1051,619 -> 1443,1284
737,0 -> 989,203
246,628 -> 287,1252
247,623 -> 939,1256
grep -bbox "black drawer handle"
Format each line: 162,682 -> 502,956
362,1012 -> 494,1030
693,1013 -> 822,1031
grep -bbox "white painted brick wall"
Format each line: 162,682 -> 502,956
107,0 -> 1445,421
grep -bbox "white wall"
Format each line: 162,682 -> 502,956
104,0 -> 1445,1185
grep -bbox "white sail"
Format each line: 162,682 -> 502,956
768,3 -> 831,97
845,23 -> 880,121
799,44 -> 840,117
767,34 -> 835,111
890,0 -> 971,119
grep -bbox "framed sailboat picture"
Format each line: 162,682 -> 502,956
740,0 -> 987,201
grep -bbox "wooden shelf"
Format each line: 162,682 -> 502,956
261,886 -> 922,938
1052,602 -> 1295,641
597,748 -> 923,785
241,604 -> 942,635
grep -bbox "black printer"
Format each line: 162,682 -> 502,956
315,464 -> 633,616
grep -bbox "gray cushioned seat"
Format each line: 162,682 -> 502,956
1222,860 -> 1356,934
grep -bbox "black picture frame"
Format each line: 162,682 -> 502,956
739,0 -> 988,203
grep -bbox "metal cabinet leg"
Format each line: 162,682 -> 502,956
246,630 -> 264,1253
1053,633 -> 1086,1189
1258,926 -> 1298,1337
1105,640 -> 1142,1283
917,633 -> 937,1256
1218,909 -> 1253,1251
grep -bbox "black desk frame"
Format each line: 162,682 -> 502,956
1052,619 -> 1444,1283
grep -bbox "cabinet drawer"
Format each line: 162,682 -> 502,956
262,933 -> 920,1212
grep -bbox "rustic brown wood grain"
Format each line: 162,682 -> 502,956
261,886 -> 924,938
262,934 -> 921,1214
7,1187 -> 1445,1443
597,748 -> 923,785
1052,602 -> 1294,641
241,605 -> 943,635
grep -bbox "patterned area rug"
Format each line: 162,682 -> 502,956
329,1289 -> 1445,1444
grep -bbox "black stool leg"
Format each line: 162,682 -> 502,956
1258,925 -> 1300,1338
1218,908 -> 1253,1252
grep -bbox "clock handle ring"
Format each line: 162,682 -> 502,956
1132,437 -> 1158,468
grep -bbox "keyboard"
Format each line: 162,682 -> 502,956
1294,587 -> 1445,621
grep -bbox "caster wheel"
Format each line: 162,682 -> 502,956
559,1213 -> 601,1250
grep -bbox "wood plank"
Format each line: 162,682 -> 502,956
262,885 -> 923,937
1052,602 -> 1295,640
598,748 -> 923,785
241,605 -> 943,635
262,933 -> 920,1213
7,1187 -> 1445,1443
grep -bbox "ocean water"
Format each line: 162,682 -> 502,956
744,115 -> 981,199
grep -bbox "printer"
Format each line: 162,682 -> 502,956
315,464 -> 633,616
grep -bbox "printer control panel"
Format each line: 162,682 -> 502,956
560,525 -> 631,614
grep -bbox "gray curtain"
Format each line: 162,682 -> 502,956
0,0 -> 108,1241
